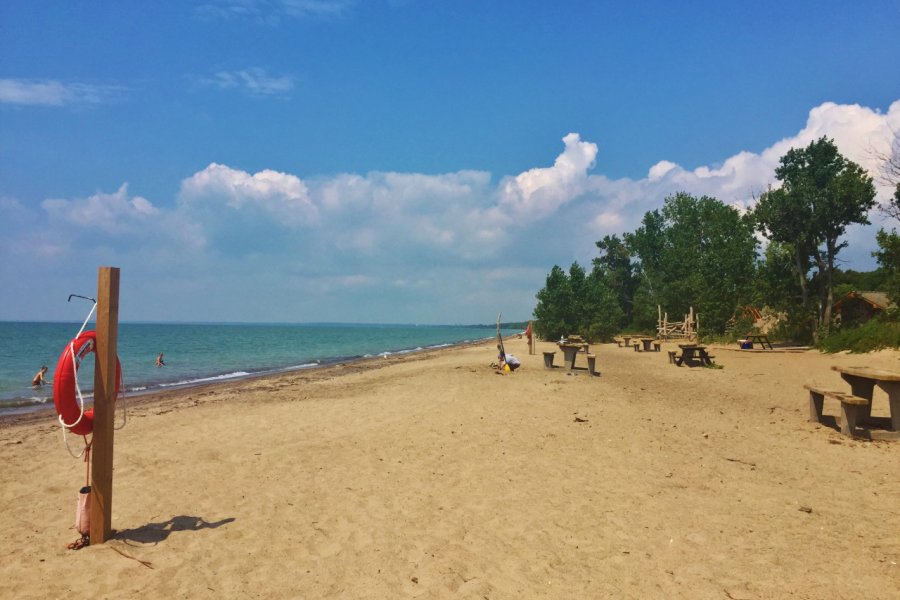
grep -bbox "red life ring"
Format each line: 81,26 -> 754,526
53,330 -> 121,436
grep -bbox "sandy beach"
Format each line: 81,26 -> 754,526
1,338 -> 898,599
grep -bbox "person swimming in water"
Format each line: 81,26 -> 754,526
156,352 -> 166,367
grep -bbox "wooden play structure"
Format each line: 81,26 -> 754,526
657,305 -> 699,341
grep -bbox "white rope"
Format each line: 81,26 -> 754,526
76,302 -> 96,338
61,427 -> 88,459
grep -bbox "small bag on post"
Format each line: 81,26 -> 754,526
75,485 -> 91,536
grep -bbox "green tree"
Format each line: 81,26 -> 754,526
533,262 -> 623,342
580,269 -> 624,341
625,192 -> 758,334
755,137 -> 877,337
592,234 -> 637,327
874,228 -> 900,307
533,265 -> 575,341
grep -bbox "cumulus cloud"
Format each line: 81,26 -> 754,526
496,132 -> 598,220
0,78 -> 123,106
181,163 -> 317,227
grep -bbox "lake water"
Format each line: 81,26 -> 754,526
0,321 -> 517,415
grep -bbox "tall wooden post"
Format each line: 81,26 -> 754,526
90,267 -> 120,544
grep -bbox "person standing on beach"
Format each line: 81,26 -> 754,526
32,366 -> 49,387
156,352 -> 165,367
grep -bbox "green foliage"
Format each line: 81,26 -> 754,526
533,265 -> 575,341
818,318 -> 900,353
754,137 -> 877,338
533,262 -> 623,343
625,192 -> 758,334
873,228 -> 900,306
593,234 -> 637,327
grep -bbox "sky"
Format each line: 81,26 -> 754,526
1,1 -> 899,325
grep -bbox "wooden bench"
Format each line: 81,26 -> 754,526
668,350 -> 677,364
543,351 -> 556,369
614,337 -> 624,347
653,342 -> 661,352
633,343 -> 641,352
804,384 -> 871,436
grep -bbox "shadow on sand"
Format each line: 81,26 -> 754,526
114,515 -> 235,546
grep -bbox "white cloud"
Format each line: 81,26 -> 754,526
180,163 -> 317,226
199,68 -> 295,96
41,184 -> 159,234
0,78 -> 123,106
496,132 -> 598,220
648,160 -> 677,181
5,100 -> 897,323
196,0 -> 355,23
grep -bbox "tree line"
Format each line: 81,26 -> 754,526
533,136 -> 900,344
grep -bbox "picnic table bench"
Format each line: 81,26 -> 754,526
673,344 -> 715,367
744,334 -> 773,349
826,365 -> 900,439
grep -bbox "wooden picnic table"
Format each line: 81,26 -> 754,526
831,365 -> 900,436
745,334 -> 773,349
675,344 -> 715,367
639,337 -> 656,351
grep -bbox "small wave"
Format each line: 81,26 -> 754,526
159,371 -> 251,387
0,396 -> 52,409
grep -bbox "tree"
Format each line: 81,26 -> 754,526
872,131 -> 900,221
592,234 -> 637,327
755,137 -> 877,337
533,265 -> 575,342
874,228 -> 900,307
624,192 -> 758,334
533,262 -> 623,342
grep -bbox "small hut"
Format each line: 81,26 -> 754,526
833,291 -> 893,325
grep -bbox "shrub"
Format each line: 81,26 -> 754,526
818,318 -> 900,353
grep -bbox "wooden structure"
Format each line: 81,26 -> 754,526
657,306 -> 698,341
833,291 -> 893,325
91,266 -> 120,544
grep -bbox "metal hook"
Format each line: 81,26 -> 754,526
68,294 -> 96,304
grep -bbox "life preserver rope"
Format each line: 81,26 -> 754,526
53,330 -> 123,437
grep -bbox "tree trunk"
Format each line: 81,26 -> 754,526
812,246 -> 829,339
822,237 -> 837,329
791,247 -> 809,306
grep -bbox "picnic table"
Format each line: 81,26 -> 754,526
557,341 -> 590,370
674,344 -> 715,367
830,365 -> 900,438
639,337 -> 657,351
744,334 -> 773,349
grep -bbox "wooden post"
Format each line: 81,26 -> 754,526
90,266 -> 120,544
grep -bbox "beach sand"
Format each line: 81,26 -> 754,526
1,338 -> 898,599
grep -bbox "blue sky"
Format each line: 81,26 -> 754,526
1,1 -> 899,324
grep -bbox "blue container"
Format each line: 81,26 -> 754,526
740,341 -> 752,349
